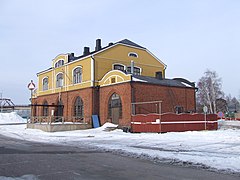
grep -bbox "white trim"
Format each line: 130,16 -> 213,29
131,121 -> 218,124
42,76 -> 49,91
54,59 -> 64,68
52,53 -> 68,62
103,75 -> 124,84
37,68 -> 52,76
67,80 -> 92,87
91,57 -> 94,86
52,69 -> 54,93
56,72 -> 64,88
100,80 -> 132,87
146,49 -> 167,69
117,42 -> 146,50
99,70 -> 131,82
128,52 -> 138,58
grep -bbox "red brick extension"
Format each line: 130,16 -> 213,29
33,82 -> 196,127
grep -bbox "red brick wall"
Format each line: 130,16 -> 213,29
32,81 -> 196,128
32,88 -> 93,124
99,83 -> 132,127
132,82 -> 196,114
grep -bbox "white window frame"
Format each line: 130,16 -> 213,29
42,77 -> 49,91
126,66 -> 142,75
56,72 -> 64,88
55,60 -> 64,68
112,63 -> 126,72
72,66 -> 82,84
128,52 -> 138,58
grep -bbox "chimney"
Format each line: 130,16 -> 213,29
156,71 -> 163,80
95,39 -> 102,51
68,53 -> 75,62
83,47 -> 90,55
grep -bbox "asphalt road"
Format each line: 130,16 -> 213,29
0,134 -> 239,180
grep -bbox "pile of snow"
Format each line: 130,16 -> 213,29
97,122 -> 118,131
0,112 -> 27,124
218,119 -> 240,129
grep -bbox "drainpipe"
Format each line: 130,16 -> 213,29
91,55 -> 96,117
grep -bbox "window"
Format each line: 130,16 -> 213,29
74,96 -> 84,119
73,67 -> 82,84
55,60 -> 64,68
56,73 -> 64,88
43,101 -> 48,116
128,52 -> 138,58
127,66 -> 141,75
113,64 -> 125,72
111,78 -> 116,84
42,77 -> 48,91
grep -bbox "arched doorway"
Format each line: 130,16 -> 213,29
108,93 -> 122,124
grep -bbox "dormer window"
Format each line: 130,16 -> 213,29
113,64 -> 125,72
55,60 -> 64,68
128,52 -> 138,58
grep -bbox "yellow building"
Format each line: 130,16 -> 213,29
33,39 -> 196,127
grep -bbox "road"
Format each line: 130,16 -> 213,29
0,134 -> 239,180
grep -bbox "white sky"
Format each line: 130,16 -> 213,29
1,0 -> 240,104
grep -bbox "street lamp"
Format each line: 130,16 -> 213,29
28,80 -> 36,123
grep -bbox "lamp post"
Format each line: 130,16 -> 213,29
28,80 -> 35,123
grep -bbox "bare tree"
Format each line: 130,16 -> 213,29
197,70 -> 224,114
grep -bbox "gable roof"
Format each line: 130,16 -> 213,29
38,39 -> 165,74
116,39 -> 146,49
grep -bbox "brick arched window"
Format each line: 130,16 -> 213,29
43,101 -> 48,116
74,96 -> 84,119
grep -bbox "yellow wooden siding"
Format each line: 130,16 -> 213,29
37,56 -> 92,96
36,43 -> 166,97
94,44 -> 165,81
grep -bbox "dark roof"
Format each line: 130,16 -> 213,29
132,75 -> 195,88
116,39 -> 146,49
69,39 -> 145,63
39,39 -> 146,74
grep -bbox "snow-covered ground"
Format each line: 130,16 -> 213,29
0,112 -> 27,124
0,113 -> 240,174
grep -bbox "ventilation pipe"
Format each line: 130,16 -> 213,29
131,60 -> 134,74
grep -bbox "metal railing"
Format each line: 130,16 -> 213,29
28,116 -> 87,124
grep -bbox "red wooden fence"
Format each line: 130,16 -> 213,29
131,113 -> 218,133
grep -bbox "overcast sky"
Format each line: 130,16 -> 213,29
1,0 -> 240,104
